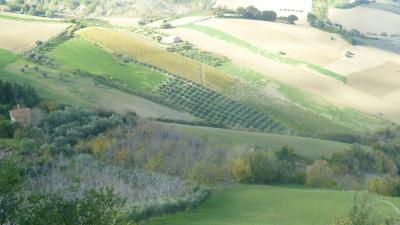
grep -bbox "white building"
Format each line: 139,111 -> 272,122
160,36 -> 182,45
215,0 -> 313,23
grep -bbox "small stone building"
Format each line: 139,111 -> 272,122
9,105 -> 32,127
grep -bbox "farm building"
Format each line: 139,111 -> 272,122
9,105 -> 31,127
215,0 -> 313,22
161,36 -> 182,44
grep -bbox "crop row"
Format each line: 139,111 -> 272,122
158,77 -> 285,133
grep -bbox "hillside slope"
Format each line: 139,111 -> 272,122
329,6 -> 400,34
166,18 -> 400,124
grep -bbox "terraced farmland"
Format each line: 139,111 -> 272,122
167,18 -> 400,124
159,77 -> 285,132
77,27 -> 235,91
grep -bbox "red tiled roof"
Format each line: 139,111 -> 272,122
9,108 -> 31,119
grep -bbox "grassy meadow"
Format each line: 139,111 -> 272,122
0,56 -> 197,121
47,38 -> 167,91
157,122 -> 371,159
0,48 -> 19,68
150,184 -> 400,225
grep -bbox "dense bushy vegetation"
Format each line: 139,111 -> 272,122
0,105 -> 211,224
0,159 -> 125,225
235,6 -> 277,22
230,146 -> 307,184
0,0 -> 211,18
159,77 -> 285,133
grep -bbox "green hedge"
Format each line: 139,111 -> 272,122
120,185 -> 210,224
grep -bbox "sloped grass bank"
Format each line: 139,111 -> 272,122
149,184 -> 400,225
47,38 -> 167,91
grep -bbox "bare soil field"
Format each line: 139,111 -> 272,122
384,89 -> 400,105
329,6 -> 400,34
347,61 -> 400,97
0,19 -> 70,53
194,18 -> 400,76
166,25 -> 400,123
197,19 -> 348,66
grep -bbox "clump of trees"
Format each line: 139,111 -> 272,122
0,158 -> 125,225
1,105 -> 211,224
307,12 -> 363,44
229,146 -> 306,184
234,6 -> 299,24
235,6 -> 277,22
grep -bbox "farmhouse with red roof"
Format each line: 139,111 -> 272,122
9,105 -> 32,127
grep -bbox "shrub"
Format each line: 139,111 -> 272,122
368,176 -> 400,197
287,15 -> 299,24
260,10 -> 277,22
0,120 -> 14,138
306,160 -> 337,188
333,195 -> 398,225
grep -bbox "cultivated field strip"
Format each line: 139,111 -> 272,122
159,77 -> 285,133
77,27 -> 236,92
0,19 -> 70,53
166,21 -> 400,123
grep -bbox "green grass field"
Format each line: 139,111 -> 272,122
183,23 -> 347,83
1,58 -> 197,121
156,122 -> 371,159
150,184 -> 400,225
0,48 -> 19,68
77,27 -> 236,92
47,38 -> 167,91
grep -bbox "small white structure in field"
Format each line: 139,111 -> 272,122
9,105 -> 31,127
161,36 -> 182,45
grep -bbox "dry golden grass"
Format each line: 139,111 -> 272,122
77,27 -> 235,92
0,19 -> 70,53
